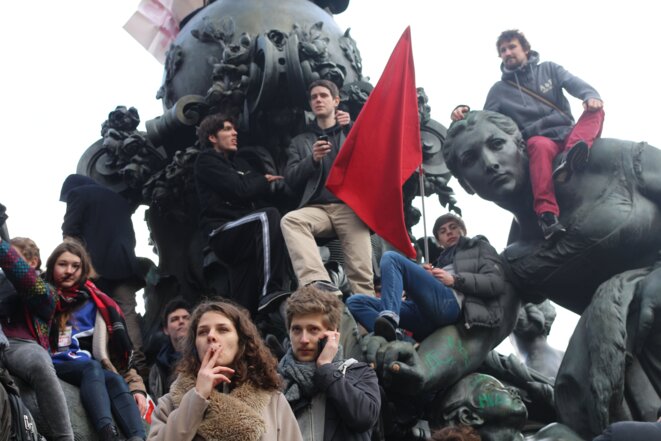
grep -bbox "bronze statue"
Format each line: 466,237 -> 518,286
439,110 -> 661,437
511,300 -> 564,380
76,0 -> 453,358
435,373 -> 583,441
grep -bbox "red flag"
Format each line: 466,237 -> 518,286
326,27 -> 421,258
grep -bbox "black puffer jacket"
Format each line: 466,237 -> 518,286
484,51 -> 601,142
450,235 -> 506,329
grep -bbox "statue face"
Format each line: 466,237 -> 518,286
451,122 -> 528,204
470,375 -> 527,423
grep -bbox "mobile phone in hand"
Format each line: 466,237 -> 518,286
317,336 -> 328,358
317,134 -> 329,142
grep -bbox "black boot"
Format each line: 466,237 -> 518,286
99,424 -> 120,441
553,140 -> 590,183
538,212 -> 566,240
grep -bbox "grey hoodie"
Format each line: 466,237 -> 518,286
484,51 -> 601,142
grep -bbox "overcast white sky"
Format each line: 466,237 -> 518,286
2,0 -> 660,353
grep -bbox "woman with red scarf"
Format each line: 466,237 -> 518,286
47,241 -> 146,441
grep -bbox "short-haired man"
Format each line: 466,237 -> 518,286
194,113 -> 291,314
278,286 -> 381,441
346,213 -> 505,342
281,79 -> 374,296
451,29 -> 605,240
148,298 -> 191,401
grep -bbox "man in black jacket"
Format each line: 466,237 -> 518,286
194,113 -> 290,314
148,298 -> 190,401
279,286 -> 381,441
347,213 -> 504,342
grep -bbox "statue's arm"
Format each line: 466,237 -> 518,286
638,143 -> 661,199
366,325 -> 498,395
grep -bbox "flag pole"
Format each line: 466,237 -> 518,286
418,166 -> 429,263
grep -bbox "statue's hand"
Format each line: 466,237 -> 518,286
363,334 -> 426,394
378,341 -> 427,394
633,266 -> 661,353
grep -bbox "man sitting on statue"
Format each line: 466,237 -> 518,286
346,213 -> 505,342
194,113 -> 291,314
450,29 -> 605,240
281,79 -> 374,297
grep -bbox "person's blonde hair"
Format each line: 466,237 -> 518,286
10,237 -> 41,270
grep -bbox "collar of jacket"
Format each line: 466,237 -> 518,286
500,50 -> 540,80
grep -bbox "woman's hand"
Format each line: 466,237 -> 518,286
195,345 -> 235,399
133,393 -> 147,416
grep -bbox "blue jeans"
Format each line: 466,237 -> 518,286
54,359 -> 145,439
346,251 -> 460,340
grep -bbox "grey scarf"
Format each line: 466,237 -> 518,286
278,345 -> 343,404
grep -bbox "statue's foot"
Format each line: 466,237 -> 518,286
553,140 -> 590,183
538,212 -> 566,240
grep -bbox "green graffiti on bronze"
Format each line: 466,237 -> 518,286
478,392 -> 506,408
422,335 -> 470,371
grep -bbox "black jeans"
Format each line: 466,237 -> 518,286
210,207 -> 291,313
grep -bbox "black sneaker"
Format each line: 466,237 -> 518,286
538,212 -> 566,240
309,280 -> 343,297
258,290 -> 291,313
374,315 -> 398,342
553,140 -> 590,183
99,424 -> 120,441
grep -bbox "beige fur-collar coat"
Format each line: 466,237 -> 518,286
147,375 -> 302,441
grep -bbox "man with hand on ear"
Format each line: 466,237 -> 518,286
278,286 -> 381,441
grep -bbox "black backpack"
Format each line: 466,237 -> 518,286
0,366 -> 44,441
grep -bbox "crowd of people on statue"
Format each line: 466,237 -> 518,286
2,28 -> 661,441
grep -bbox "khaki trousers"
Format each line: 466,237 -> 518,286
281,203 -> 375,295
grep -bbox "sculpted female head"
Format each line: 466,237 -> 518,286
443,111 -> 529,205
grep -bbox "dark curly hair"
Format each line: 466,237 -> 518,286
196,113 -> 237,149
496,29 -> 531,56
178,300 -> 281,391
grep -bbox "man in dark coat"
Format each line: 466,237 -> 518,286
347,213 -> 504,342
279,286 -> 381,441
148,298 -> 190,401
59,174 -> 147,374
194,113 -> 291,314
451,29 -> 604,239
